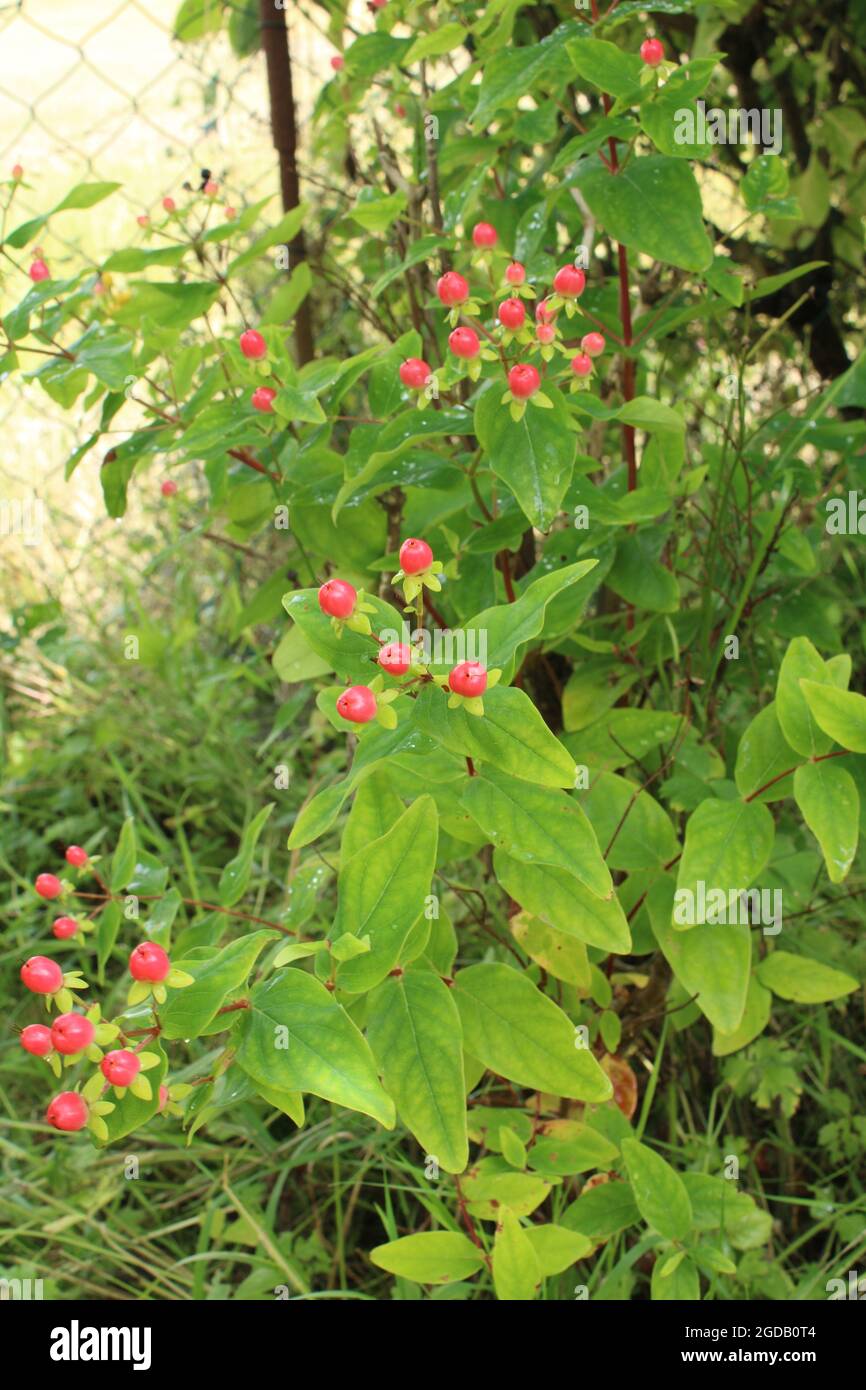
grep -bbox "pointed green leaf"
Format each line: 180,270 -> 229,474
775,637 -> 835,757
674,797 -> 775,929
756,951 -> 858,1004
621,1137 -> 693,1242
414,684 -> 576,789
493,1209 -> 540,1301
218,803 -> 275,907
794,760 -> 859,883
647,875 -> 751,1035
159,931 -> 278,1039
494,849 -> 631,952
799,680 -> 866,753
370,1232 -> 484,1285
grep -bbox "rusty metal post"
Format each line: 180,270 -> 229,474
258,0 -> 314,364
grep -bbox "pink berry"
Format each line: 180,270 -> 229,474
395,102 -> 406,118
136,215 -> 149,227
29,259 -> 50,282
251,386 -> 276,413
53,916 -> 78,940
505,261 -> 526,286
371,0 -> 387,7
581,332 -> 605,357
21,956 -> 63,995
330,55 -> 344,71
536,324 -> 555,345
65,845 -> 88,868
399,358 -> 431,390
449,326 -> 480,360
46,1092 -> 88,1132
158,1084 -> 170,1112
101,1050 -> 141,1087
399,537 -> 433,573
640,38 -> 664,67
536,300 -> 555,324
571,353 -> 593,378
472,222 -> 497,248
204,180 -> 218,197
129,942 -> 171,983
378,643 -> 412,676
436,271 -> 470,307
162,196 -> 176,212
161,480 -> 178,497
35,873 -> 62,900
498,298 -> 526,330
553,264 -> 586,298
508,363 -> 541,399
12,163 -> 23,179
21,1024 -> 53,1057
240,328 -> 267,360
51,1013 -> 95,1057
318,579 -> 357,619
336,686 -> 378,724
224,206 -> 236,220
449,662 -> 488,697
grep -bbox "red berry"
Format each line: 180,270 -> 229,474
29,259 -> 50,282
161,480 -> 178,497
399,358 -> 431,390
129,942 -> 171,983
53,916 -> 78,940
337,686 -> 378,724
506,261 -> 526,286
371,0 -> 387,7
553,264 -> 586,298
436,271 -> 470,306
449,662 -> 488,697
204,180 -> 218,197
136,214 -> 149,227
251,386 -> 276,413
162,196 -> 176,212
224,206 -> 236,220
472,222 -> 497,248
508,363 -> 541,399
536,324 -> 555,345
35,873 -> 62,900
378,643 -> 412,676
394,102 -> 406,118
12,163 -> 23,179
240,328 -> 267,360
65,845 -> 88,868
448,326 -> 480,360
101,1050 -> 141,1087
318,579 -> 357,619
46,1092 -> 88,1132
498,298 -> 526,330
571,353 -> 593,377
51,1013 -> 95,1056
21,956 -> 63,994
158,1084 -> 170,1112
330,55 -> 344,71
581,331 -> 605,357
399,537 -> 433,573
640,38 -> 664,66
21,1024 -> 53,1057
536,299 -> 555,324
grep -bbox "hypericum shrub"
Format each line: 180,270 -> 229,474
5,0 -> 865,1300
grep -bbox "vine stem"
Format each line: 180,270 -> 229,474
745,749 -> 850,802
72,889 -> 293,936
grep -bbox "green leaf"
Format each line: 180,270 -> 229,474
775,637 -> 835,757
334,796 -> 438,993
799,681 -> 866,753
621,1137 -> 693,1242
404,23 -> 467,62
462,560 -> 598,675
652,1252 -> 699,1300
562,1179 -> 640,1241
527,1126 -> 619,1177
159,931 -> 278,1040
647,876 -> 751,1035
367,968 -> 468,1174
524,1224 -> 593,1275
414,684 -> 576,789
572,155 -> 713,273
495,849 -> 631,952
565,709 -> 684,771
282,587 -> 403,683
757,951 -> 858,1004
712,974 -> 772,1057
370,1232 -> 485,1285
734,702 -> 801,802
236,970 -> 396,1127
348,190 -> 407,234
511,915 -> 590,986
218,803 -> 275,907
794,761 -> 859,883
567,36 -> 643,99
453,962 -> 613,1102
110,818 -> 137,891
493,1209 -> 540,1301
96,901 -> 122,982
462,766 -> 611,897
607,533 -> 680,613
577,770 -> 678,870
227,205 -> 307,278
174,0 -> 224,40
271,624 -> 332,684
470,22 -> 579,127
474,381 -> 575,529
674,798 -> 775,929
